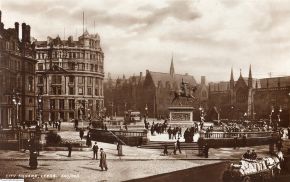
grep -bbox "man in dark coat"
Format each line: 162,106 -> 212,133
163,143 -> 168,155
177,138 -> 182,154
250,150 -> 257,160
99,148 -> 108,171
80,129 -> 84,140
243,150 -> 251,159
67,143 -> 72,157
93,142 -> 99,159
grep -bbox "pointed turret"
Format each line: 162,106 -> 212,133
248,64 -> 252,88
230,67 -> 234,89
170,55 -> 175,77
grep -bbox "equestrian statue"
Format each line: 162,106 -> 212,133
171,79 -> 198,104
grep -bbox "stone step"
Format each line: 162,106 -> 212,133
140,142 -> 199,149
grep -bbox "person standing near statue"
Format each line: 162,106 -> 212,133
99,148 -> 108,171
80,129 -> 84,140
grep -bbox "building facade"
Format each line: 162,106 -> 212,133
208,66 -> 290,126
34,30 -> 104,122
104,58 -> 208,119
0,11 -> 37,128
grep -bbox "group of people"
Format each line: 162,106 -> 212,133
92,142 -> 108,171
150,121 -> 168,135
66,141 -> 108,171
183,127 -> 197,142
167,126 -> 182,140
243,149 -> 257,160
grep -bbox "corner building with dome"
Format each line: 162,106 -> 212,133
34,30 -> 104,122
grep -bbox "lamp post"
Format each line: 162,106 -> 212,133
110,102 -> 114,120
37,93 -> 43,126
145,104 -> 148,122
12,90 -> 21,128
230,106 -> 234,121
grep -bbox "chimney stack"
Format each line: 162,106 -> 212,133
22,23 -> 26,42
26,25 -> 31,42
0,10 -> 2,23
140,72 -> 143,78
15,22 -> 19,39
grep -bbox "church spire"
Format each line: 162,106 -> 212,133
248,64 -> 253,88
249,64 -> 252,79
230,67 -> 234,89
170,54 -> 175,77
230,67 -> 234,81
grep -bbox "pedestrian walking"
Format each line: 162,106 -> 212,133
173,142 -> 177,155
93,142 -> 99,159
80,129 -> 84,140
204,143 -> 209,158
67,142 -> 72,157
163,143 -> 168,155
57,121 -> 61,131
86,131 -> 92,147
177,138 -> 182,154
99,148 -> 108,171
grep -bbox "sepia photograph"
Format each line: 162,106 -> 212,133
0,0 -> 290,181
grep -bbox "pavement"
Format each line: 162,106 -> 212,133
0,141 -> 272,161
0,122 -> 275,161
0,121 -> 285,182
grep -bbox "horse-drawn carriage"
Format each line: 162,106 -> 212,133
223,152 -> 284,182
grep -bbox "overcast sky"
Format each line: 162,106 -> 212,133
1,0 -> 290,82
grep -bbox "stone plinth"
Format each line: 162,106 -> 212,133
168,106 -> 194,123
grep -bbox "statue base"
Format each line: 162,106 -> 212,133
168,106 -> 194,125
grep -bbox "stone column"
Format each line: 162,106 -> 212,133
64,99 -> 69,122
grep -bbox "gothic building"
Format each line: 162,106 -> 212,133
104,58 -> 208,118
34,30 -> 104,122
0,11 -> 37,128
208,66 -> 290,126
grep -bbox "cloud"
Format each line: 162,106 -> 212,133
1,0 -> 290,82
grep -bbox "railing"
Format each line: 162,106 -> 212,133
200,131 -> 276,139
112,130 -> 147,137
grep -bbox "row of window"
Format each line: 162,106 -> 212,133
49,99 -> 96,110
1,56 -> 35,73
38,86 -> 102,96
36,51 -> 103,62
37,62 -> 103,73
38,75 -> 103,86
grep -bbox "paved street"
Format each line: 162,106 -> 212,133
0,159 -> 221,182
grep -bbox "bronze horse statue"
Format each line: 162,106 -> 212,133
171,81 -> 198,104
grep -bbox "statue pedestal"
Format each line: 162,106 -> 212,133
168,106 -> 194,124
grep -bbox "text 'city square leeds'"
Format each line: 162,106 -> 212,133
1,1 -> 290,181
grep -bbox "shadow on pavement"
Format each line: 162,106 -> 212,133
16,164 -> 36,170
127,161 -> 230,182
80,166 -> 103,172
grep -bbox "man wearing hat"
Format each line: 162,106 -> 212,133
99,148 -> 108,171
92,142 -> 99,160
177,138 -> 182,154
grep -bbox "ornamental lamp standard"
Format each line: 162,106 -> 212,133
12,91 -> 21,128
144,104 -> 148,122
37,93 -> 43,126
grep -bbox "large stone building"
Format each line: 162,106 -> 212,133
208,66 -> 290,126
34,30 -> 104,122
0,11 -> 37,128
104,73 -> 144,116
104,58 -> 208,118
